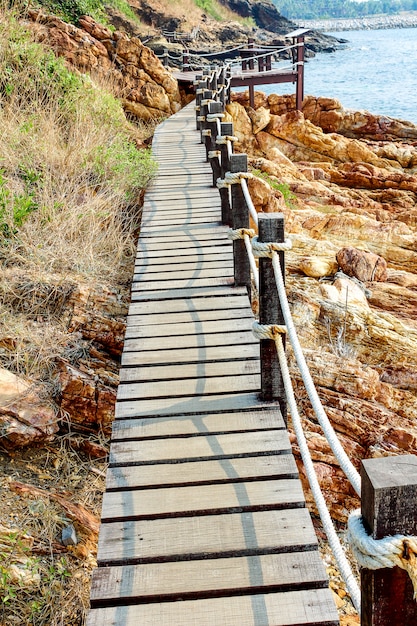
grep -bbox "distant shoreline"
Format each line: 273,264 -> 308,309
298,11 -> 417,32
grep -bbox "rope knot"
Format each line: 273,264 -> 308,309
251,236 -> 293,258
216,135 -> 239,145
197,115 -> 206,122
201,98 -> 213,106
206,112 -> 225,121
347,509 -> 417,598
194,105 -> 200,111
222,171 -> 254,185
201,129 -> 211,137
252,321 -> 287,341
208,150 -> 221,159
227,228 -> 256,241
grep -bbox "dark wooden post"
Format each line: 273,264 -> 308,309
162,49 -> 169,67
182,50 -> 190,71
195,79 -> 206,130
230,154 -> 251,296
295,35 -> 305,111
218,122 -> 233,225
209,66 -> 218,93
199,89 -> 213,144
204,101 -> 222,163
361,455 -> 417,626
225,66 -> 231,104
258,213 -> 286,418
207,101 -> 223,185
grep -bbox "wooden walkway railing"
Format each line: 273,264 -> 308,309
86,102 -> 339,625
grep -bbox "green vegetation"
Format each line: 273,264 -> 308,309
37,0 -> 139,26
273,0 -> 417,20
252,169 -> 297,208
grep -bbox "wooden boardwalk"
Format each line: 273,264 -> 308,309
87,103 -> 339,625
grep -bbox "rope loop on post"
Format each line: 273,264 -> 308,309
216,135 -> 238,144
217,172 -> 253,188
201,129 -> 211,137
195,87 -> 204,94
194,105 -> 200,111
251,235 -> 292,257
197,115 -> 206,122
208,150 -> 221,159
201,98 -> 213,106
206,112 -> 225,121
252,321 -> 287,341
227,227 -> 256,241
348,509 -> 417,598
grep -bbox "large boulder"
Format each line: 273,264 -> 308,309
29,11 -> 182,120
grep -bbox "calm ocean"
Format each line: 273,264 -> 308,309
263,28 -> 417,125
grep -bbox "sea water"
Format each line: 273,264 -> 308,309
263,28 -> 417,125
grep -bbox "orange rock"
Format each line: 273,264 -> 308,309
336,247 -> 388,282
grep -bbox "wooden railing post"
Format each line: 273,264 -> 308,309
209,66 -> 218,93
199,89 -> 213,143
230,153 -> 251,296
195,79 -> 206,130
207,101 -> 223,186
218,122 -> 233,225
258,213 -> 286,418
361,455 -> 417,626
295,35 -> 305,111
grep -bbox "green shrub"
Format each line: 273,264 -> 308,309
252,168 -> 297,208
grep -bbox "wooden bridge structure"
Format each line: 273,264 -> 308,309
86,102 -> 340,625
171,29 -> 308,109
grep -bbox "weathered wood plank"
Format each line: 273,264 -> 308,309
135,252 -> 232,266
132,266 -> 234,283
109,430 -> 291,465
90,551 -> 328,606
117,372 -> 260,400
119,359 -> 259,384
123,331 -> 257,354
134,259 -> 233,276
111,409 -> 282,440
127,293 -> 249,315
126,307 -> 252,328
105,454 -> 296,491
130,286 -> 246,302
115,392 -> 277,419
96,508 -> 319,565
101,478 -> 305,521
87,589 -> 339,626
87,589 -> 339,625
121,343 -> 259,367
124,317 -> 254,339
132,276 -> 235,291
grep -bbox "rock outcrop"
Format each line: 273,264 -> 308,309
28,11 -> 182,120
226,91 -> 417,521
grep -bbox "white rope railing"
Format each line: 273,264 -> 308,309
240,178 -> 258,227
256,323 -> 361,611
227,228 -> 259,292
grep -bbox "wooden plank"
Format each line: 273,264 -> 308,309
109,430 -> 291,465
130,287 -> 249,302
122,343 -> 259,367
142,214 -> 220,227
138,229 -> 229,241
111,409 -> 283,440
143,197 -> 221,210
101,478 -> 305,522
119,360 -> 259,384
117,372 -> 260,400
132,276 -> 235,291
134,259 -> 233,275
124,317 -> 253,339
132,266 -> 233,283
135,251 -> 232,266
96,508 -> 319,564
128,293 -> 248,315
90,551 -> 329,606
87,589 -> 339,626
105,455 -> 296,491
115,392 -> 277,419
123,331 -> 254,351
126,307 -> 251,328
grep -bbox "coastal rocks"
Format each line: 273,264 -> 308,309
0,369 -> 58,449
336,247 -> 387,282
28,11 -> 182,120
226,91 -> 417,523
302,96 -> 417,142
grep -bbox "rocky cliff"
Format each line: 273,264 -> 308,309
225,91 -> 417,521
